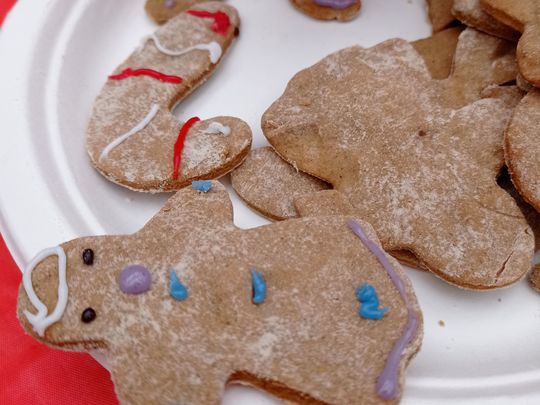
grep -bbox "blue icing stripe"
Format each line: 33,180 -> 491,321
192,180 -> 213,193
251,270 -> 267,305
356,283 -> 388,320
170,270 -> 188,301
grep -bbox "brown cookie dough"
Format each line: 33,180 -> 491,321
481,0 -> 540,86
17,182 -> 423,405
504,89 -> 540,213
261,33 -> 533,290
290,0 -> 361,21
145,0 -> 217,25
452,0 -> 519,41
86,2 -> 251,193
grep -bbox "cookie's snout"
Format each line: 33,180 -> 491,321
19,247 -> 68,337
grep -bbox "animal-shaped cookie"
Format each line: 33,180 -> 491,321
529,263 -> 540,292
258,31 -> 533,290
481,0 -> 540,87
17,182 -> 423,405
504,89 -> 540,213
86,2 -> 251,192
233,28 -> 519,221
145,0 -> 221,24
290,0 -> 361,21
452,0 -> 519,41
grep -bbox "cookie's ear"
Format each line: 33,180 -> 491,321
137,181 -> 234,238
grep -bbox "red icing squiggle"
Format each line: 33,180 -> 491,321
172,117 -> 201,180
186,10 -> 230,36
108,68 -> 183,84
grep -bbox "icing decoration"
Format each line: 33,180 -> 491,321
108,68 -> 183,84
22,246 -> 68,337
164,0 -> 176,8
185,10 -> 231,36
169,271 -> 188,301
347,219 -> 419,401
149,35 -> 222,64
251,270 -> 267,305
81,308 -> 97,323
192,180 -> 213,193
82,248 -> 94,266
100,103 -> 159,161
118,265 -> 152,295
356,283 -> 388,320
313,0 -> 357,9
172,116 -> 200,180
204,122 -> 231,136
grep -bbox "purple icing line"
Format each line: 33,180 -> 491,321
347,219 -> 419,401
313,0 -> 357,10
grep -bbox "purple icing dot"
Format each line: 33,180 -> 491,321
118,264 -> 152,294
163,0 -> 176,9
313,0 -> 357,10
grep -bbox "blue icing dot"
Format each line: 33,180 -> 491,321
192,180 -> 213,193
251,270 -> 266,305
356,283 -> 388,320
170,270 -> 188,301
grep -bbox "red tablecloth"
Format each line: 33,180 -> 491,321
1,1 -> 118,404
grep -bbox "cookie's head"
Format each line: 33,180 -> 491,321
17,235 -> 128,350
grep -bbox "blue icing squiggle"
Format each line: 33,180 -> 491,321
356,283 -> 388,320
192,180 -> 213,193
251,270 -> 267,305
170,270 -> 188,301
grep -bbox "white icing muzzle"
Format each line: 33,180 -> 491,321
22,246 -> 68,337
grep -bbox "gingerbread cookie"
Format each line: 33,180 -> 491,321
145,0 -> 220,24
234,28 -> 519,222
504,89 -> 540,213
290,0 -> 361,21
452,0 -> 519,41
231,147 -> 330,220
260,33 -> 533,289
481,0 -> 540,87
86,2 -> 251,192
426,0 -> 456,32
18,181 -> 423,404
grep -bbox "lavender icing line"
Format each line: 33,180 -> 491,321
313,0 -> 357,10
346,219 -> 419,401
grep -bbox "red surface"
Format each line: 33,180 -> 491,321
0,2 -> 118,404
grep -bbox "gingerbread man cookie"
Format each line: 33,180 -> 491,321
481,0 -> 540,87
86,2 -> 251,192
233,28 -> 519,221
426,0 -> 456,32
290,0 -> 361,21
504,89 -> 540,213
18,181 -> 422,405
529,263 -> 540,293
258,31 -> 533,289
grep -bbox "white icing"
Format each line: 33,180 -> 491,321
204,122 -> 230,136
22,246 -> 68,337
99,103 -> 160,161
149,35 -> 222,64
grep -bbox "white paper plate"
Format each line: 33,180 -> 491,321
1,0 -> 539,403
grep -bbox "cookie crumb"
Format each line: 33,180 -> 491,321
438,320 -> 445,327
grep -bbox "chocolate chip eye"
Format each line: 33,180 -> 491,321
81,308 -> 96,323
82,249 -> 94,265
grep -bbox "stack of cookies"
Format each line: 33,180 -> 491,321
16,1 -> 540,404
